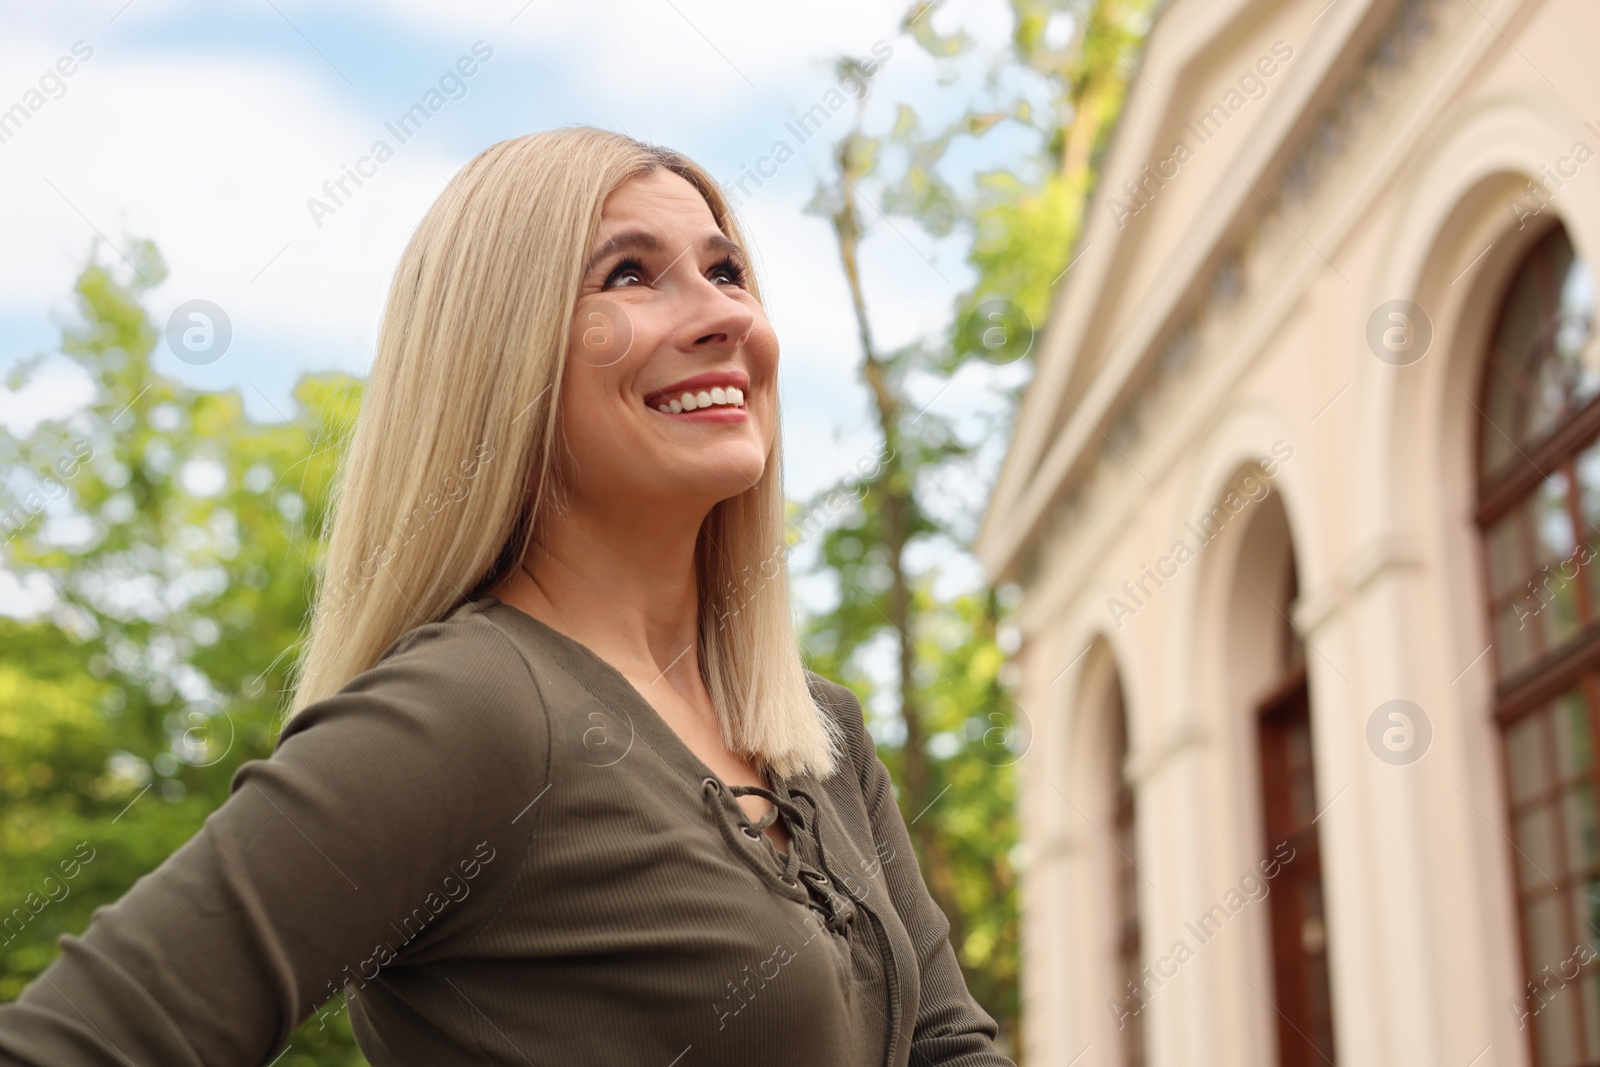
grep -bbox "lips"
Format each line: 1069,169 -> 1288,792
643,369 -> 750,410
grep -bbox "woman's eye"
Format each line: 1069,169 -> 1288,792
710,256 -> 747,286
602,259 -> 647,289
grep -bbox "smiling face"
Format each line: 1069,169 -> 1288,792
556,169 -> 777,520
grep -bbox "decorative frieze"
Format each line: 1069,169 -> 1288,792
1023,0 -> 1459,579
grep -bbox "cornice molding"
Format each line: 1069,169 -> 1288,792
981,0 -> 1471,589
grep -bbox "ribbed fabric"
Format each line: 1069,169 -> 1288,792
0,594 -> 1015,1067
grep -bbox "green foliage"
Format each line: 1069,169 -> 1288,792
803,573 -> 1022,1012
0,7 -> 1159,1064
907,589 -> 1019,1007
800,1 -> 1157,1058
0,240 -> 369,1063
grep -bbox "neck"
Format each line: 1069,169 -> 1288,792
513,495 -> 709,685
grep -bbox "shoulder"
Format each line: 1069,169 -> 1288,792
802,670 -> 876,790
803,670 -> 865,725
274,603 -> 550,791
218,604 -> 550,965
368,602 -> 542,702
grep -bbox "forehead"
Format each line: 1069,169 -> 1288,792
593,169 -> 719,237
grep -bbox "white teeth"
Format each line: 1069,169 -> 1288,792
660,386 -> 746,412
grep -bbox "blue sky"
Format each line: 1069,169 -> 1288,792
0,0 -> 1038,619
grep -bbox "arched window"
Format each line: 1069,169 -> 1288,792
1255,548 -> 1336,1067
1475,222 -> 1599,1066
1108,677 -> 1145,1067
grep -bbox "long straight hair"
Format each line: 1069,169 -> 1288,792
284,126 -> 842,781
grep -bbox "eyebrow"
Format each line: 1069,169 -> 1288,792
583,231 -> 746,277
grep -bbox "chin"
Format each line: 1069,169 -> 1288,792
627,459 -> 762,505
692,466 -> 767,506
686,446 -> 766,487
711,468 -> 766,501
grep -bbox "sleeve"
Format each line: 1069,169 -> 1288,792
832,681 -> 1018,1067
0,617 -> 549,1067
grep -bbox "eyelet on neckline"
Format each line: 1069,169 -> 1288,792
802,870 -> 830,886
740,825 -> 762,840
702,776 -> 721,794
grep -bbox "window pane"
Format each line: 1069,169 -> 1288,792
1497,602 -> 1542,678
1575,439 -> 1600,531
1288,721 -> 1315,827
1564,786 -> 1598,875
1510,712 -> 1552,805
1557,693 -> 1595,778
1486,473 -> 1576,600
1578,442 -> 1600,613
1481,227 -> 1596,477
1520,805 -> 1561,891
1487,473 -> 1581,677
1581,878 -> 1600,953
1534,580 -> 1586,665
1528,892 -> 1570,987
1503,574 -> 1583,677
1535,978 -> 1583,1067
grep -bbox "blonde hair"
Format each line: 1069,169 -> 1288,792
284,126 -> 842,781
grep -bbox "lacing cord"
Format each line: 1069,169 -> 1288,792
725,782 -> 857,937
726,783 -> 809,834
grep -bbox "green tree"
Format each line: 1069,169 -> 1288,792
0,239 -> 370,1065
801,1 -> 1157,1056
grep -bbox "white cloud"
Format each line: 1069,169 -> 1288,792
1,41 -> 496,407
1,0 -> 1015,516
0,358 -> 95,435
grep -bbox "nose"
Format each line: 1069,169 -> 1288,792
671,269 -> 754,353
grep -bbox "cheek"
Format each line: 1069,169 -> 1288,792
570,300 -> 637,370
554,363 -> 621,466
745,323 -> 781,404
750,316 -> 779,369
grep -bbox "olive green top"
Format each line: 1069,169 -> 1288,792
0,594 -> 1014,1066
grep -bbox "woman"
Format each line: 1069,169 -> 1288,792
0,127 -> 1014,1067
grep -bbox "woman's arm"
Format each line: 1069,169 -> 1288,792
860,743 -> 1019,1067
0,616 -> 548,1067
817,676 -> 1018,1067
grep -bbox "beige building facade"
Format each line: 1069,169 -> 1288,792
977,1 -> 1600,1065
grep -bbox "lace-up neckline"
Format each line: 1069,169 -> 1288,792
479,598 -> 866,943
728,782 -> 805,870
